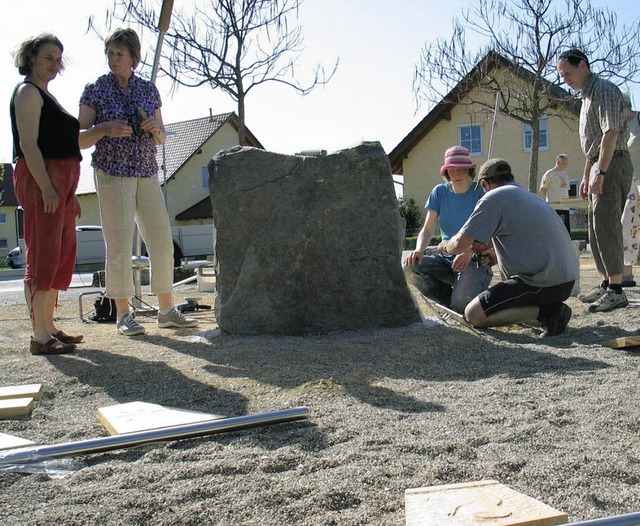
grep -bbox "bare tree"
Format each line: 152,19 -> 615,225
413,0 -> 640,192
95,0 -> 337,145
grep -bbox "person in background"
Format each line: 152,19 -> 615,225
557,48 -> 633,313
620,91 -> 640,287
10,33 -> 83,355
403,146 -> 493,313
439,159 -> 579,337
78,28 -> 197,336
540,154 -> 571,233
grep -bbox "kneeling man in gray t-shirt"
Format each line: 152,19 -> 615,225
438,158 -> 579,337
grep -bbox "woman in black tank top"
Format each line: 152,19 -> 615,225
10,33 -> 83,355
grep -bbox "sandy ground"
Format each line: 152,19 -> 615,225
0,258 -> 639,525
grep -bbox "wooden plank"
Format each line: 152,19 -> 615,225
0,432 -> 36,450
602,336 -> 640,350
0,398 -> 35,419
98,401 -> 226,435
405,479 -> 568,526
0,383 -> 43,401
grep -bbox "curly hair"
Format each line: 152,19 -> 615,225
13,33 -> 64,76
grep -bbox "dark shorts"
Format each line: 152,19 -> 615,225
478,278 -> 575,317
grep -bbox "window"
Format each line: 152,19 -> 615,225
0,213 -> 6,224
201,166 -> 209,188
523,118 -> 548,151
0,239 -> 7,249
458,125 -> 482,156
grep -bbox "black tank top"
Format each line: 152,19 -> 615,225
10,81 -> 81,162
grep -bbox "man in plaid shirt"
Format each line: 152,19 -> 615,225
557,49 -> 633,312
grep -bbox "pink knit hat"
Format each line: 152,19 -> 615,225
440,146 -> 476,176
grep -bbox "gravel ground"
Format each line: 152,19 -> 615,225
0,257 -> 639,525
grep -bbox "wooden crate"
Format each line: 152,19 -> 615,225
405,480 -> 567,526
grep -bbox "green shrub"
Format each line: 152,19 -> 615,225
397,197 -> 423,230
570,229 -> 588,242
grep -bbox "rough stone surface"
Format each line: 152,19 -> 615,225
208,142 -> 421,335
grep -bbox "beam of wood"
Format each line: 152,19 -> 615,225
0,432 -> 36,451
602,336 -> 640,350
98,401 -> 226,435
0,398 -> 35,419
405,479 -> 568,526
0,384 -> 43,401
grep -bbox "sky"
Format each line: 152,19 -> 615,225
1,0 -> 639,172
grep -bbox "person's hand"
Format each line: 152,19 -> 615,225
588,170 -> 604,195
41,186 -> 59,214
471,241 -> 497,266
579,176 -> 589,199
436,239 -> 448,253
452,251 -> 472,272
403,249 -> 423,267
75,196 -> 82,219
103,120 -> 133,138
140,115 -> 161,137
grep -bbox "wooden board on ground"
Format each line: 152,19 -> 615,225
0,383 -> 43,401
98,401 -> 227,435
0,432 -> 36,450
405,479 -> 568,526
0,398 -> 35,419
602,336 -> 640,350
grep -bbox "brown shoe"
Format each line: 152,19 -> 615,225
52,330 -> 84,344
30,338 -> 76,355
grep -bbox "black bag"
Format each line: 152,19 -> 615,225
88,295 -> 117,323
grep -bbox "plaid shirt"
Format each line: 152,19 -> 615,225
579,73 -> 629,161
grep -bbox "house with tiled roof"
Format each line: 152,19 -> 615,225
76,111 -> 263,227
0,163 -> 22,256
389,52 -> 583,212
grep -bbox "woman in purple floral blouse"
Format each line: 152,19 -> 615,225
78,28 -> 197,337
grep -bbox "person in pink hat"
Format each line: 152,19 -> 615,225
403,146 -> 493,313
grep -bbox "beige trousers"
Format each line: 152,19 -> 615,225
95,169 -> 173,299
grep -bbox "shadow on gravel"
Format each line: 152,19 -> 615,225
141,323 -> 612,413
48,347 -> 249,417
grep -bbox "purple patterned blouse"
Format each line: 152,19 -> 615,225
80,72 -> 161,178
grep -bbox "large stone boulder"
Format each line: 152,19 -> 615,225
208,142 -> 421,335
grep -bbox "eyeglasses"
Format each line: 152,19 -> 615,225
478,177 -> 495,191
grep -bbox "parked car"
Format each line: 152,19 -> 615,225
6,247 -> 23,269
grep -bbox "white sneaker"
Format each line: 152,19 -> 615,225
157,307 -> 198,328
117,313 -> 146,336
588,289 -> 629,313
577,285 -> 606,303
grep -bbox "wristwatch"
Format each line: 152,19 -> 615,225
594,168 -> 606,176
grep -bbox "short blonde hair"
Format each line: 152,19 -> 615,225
13,33 -> 64,76
104,28 -> 141,69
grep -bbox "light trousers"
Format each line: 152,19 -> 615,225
95,170 -> 174,299
621,178 -> 640,267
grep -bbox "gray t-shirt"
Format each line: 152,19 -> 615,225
459,184 -> 579,287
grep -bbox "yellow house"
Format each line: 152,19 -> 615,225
389,53 -> 583,215
0,163 -> 22,257
76,111 -> 263,227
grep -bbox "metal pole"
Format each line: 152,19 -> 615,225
565,513 -> 640,526
0,407 -> 309,465
133,0 -> 175,307
487,91 -> 500,159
